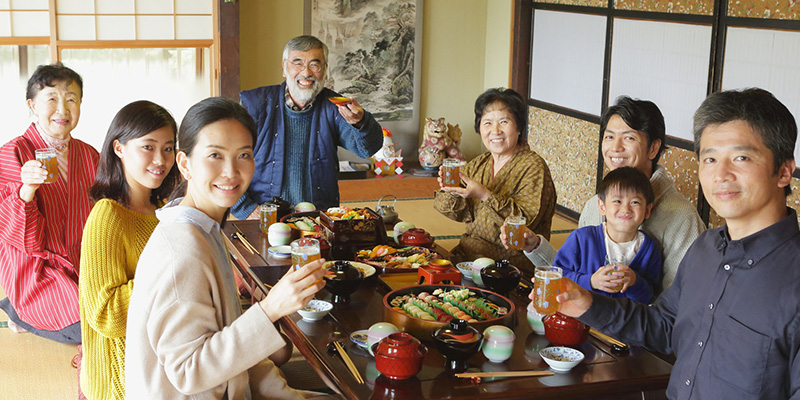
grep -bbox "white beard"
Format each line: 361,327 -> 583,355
285,69 -> 324,105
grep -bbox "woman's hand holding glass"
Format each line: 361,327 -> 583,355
18,159 -> 49,202
500,224 -> 540,252
438,168 -> 490,202
259,259 -> 326,323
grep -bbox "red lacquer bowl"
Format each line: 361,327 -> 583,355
543,312 -> 590,346
374,333 -> 428,380
399,228 -> 434,248
329,96 -> 352,106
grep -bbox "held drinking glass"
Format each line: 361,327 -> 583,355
35,148 -> 58,183
505,216 -> 527,250
291,238 -> 321,271
605,256 -> 626,292
442,158 -> 464,188
533,266 -> 562,315
259,203 -> 278,234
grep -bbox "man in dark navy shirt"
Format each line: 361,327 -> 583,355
550,88 -> 800,399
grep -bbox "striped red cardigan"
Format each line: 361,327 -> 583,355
0,124 -> 98,331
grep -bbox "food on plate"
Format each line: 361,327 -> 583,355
284,215 -> 321,232
355,245 -> 440,269
325,207 -> 375,220
388,288 -> 509,323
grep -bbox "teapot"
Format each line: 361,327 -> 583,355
376,194 -> 399,225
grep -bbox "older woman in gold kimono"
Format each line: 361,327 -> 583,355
434,88 -> 556,273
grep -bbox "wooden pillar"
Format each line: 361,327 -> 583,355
218,0 -> 241,100
510,0 -> 532,96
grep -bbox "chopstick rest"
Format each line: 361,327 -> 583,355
589,328 -> 629,352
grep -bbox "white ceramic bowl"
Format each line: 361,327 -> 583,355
456,262 -> 473,280
526,302 -> 546,335
393,221 -> 415,244
268,223 -> 293,246
471,257 -> 494,287
367,322 -> 399,356
539,346 -> 584,372
297,299 -> 333,322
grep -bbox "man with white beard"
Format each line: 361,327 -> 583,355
232,35 -> 383,219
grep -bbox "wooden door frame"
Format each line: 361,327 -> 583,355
218,0 -> 240,100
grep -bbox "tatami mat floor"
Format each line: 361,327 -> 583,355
1,183 -> 577,399
0,285 -> 80,399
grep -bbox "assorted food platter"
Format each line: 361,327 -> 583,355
281,211 -> 322,234
355,245 -> 442,272
382,285 -> 515,338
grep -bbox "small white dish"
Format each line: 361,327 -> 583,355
323,260 -> 376,278
350,329 -> 369,348
267,245 -> 291,258
456,262 -> 473,280
297,299 -> 333,322
539,346 -> 585,373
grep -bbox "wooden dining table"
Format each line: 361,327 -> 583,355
223,220 -> 672,400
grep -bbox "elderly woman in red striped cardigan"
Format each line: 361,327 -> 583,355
0,63 -> 98,345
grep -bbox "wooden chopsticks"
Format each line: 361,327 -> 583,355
233,225 -> 259,254
455,370 -> 554,379
334,341 -> 364,384
589,328 -> 628,349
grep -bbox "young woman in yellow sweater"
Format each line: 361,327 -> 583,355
78,100 -> 179,400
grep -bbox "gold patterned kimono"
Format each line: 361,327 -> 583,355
434,147 -> 556,273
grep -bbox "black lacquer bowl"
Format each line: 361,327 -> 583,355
431,319 -> 483,372
480,259 -> 521,296
323,260 -> 364,303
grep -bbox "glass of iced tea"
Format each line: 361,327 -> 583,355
442,158 -> 464,188
291,238 -> 320,271
605,256 -> 626,292
35,148 -> 58,183
505,216 -> 527,250
533,266 -> 562,315
259,203 -> 278,234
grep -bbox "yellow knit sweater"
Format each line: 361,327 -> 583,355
79,199 -> 159,400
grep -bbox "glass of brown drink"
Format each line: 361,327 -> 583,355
35,148 -> 58,183
290,238 -> 321,271
533,266 -> 562,315
442,158 -> 464,188
505,216 -> 527,250
259,203 -> 278,234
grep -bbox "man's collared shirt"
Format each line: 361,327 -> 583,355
284,86 -> 314,112
582,207 -> 800,399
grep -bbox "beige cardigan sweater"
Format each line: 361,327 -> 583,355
125,203 -> 302,400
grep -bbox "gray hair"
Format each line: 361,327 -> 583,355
282,35 -> 328,63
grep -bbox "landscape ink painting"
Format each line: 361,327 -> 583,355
310,0 -> 418,121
